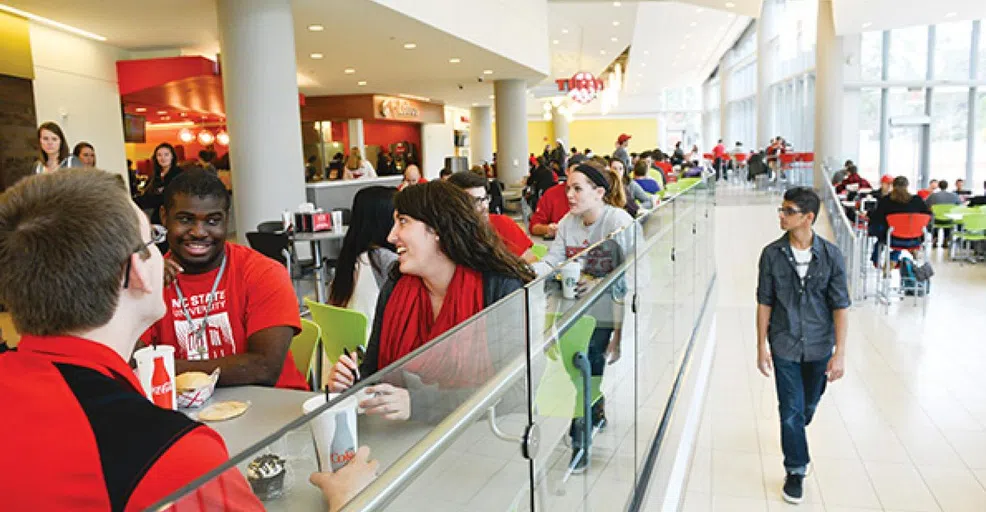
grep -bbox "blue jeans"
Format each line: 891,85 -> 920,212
772,354 -> 829,475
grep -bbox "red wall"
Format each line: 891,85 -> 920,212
363,120 -> 421,150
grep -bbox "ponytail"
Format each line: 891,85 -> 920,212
603,168 -> 626,208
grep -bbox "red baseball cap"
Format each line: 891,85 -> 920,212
880,175 -> 893,184
617,133 -> 632,144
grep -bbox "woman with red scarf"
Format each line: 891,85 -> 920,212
328,181 -> 534,421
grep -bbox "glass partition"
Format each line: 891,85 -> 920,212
148,179 -> 717,512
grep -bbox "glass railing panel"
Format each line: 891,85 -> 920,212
525,218 -> 640,511
673,188 -> 697,354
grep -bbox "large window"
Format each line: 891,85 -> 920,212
888,26 -> 929,80
975,92 -> 986,189
930,87 -> 969,180
934,21 -> 972,80
858,88 -> 881,180
861,31 -> 883,81
886,88 -> 925,183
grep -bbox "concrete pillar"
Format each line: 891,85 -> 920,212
551,105 -> 569,148
756,17 -> 772,150
347,119 -> 365,157
469,105 -> 493,167
493,79 -> 528,185
812,0 -> 844,188
217,0 -> 306,239
719,68 -> 729,146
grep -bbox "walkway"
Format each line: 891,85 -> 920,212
682,185 -> 986,512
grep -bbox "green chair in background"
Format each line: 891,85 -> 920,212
931,204 -> 958,240
954,213 -> 986,260
534,314 -> 601,420
531,244 -> 549,260
290,318 -> 322,389
305,299 -> 369,371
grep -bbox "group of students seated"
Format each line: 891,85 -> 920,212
0,148 -> 643,506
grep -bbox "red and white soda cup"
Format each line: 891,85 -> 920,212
303,394 -> 358,472
134,345 -> 177,410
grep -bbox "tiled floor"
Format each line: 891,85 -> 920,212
682,185 -> 986,512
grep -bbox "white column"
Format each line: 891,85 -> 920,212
217,0 -> 306,239
813,0 -> 844,188
719,71 -> 730,145
469,105 -> 493,167
756,16 -> 772,149
493,79 -> 528,185
551,105 -> 569,148
347,119 -> 365,157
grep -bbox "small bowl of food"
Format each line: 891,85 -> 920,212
176,369 -> 220,409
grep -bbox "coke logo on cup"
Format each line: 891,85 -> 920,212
153,381 -> 173,395
330,449 -> 356,465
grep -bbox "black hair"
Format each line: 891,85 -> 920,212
328,186 -> 397,306
72,142 -> 94,158
439,167 -> 453,178
163,168 -> 230,212
150,142 -> 179,191
571,147 -> 579,153
782,187 -> 820,224
574,163 -> 611,192
447,171 -> 488,191
938,180 -> 949,191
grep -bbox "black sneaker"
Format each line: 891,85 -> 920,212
782,473 -> 804,504
591,397 -> 607,432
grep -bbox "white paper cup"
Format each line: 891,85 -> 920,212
331,211 -> 344,232
561,261 -> 582,300
134,345 -> 176,410
302,393 -> 359,472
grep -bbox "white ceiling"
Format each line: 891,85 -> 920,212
832,0 -> 986,35
8,0 -> 755,115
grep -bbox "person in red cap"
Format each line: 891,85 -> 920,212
613,133 -> 632,175
877,174 -> 894,198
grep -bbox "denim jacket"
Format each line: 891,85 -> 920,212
756,232 -> 851,362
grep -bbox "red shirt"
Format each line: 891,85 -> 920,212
0,335 -> 262,511
917,189 -> 932,200
712,143 -> 727,159
529,183 -> 570,231
489,214 -> 534,256
655,161 -> 673,177
143,242 -> 307,390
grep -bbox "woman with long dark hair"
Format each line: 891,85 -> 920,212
33,122 -> 81,174
328,181 -> 534,421
328,186 -> 398,328
135,143 -> 183,224
868,176 -> 930,265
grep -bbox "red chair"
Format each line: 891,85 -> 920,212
702,152 -> 714,161
734,153 -> 748,164
880,213 -> 932,304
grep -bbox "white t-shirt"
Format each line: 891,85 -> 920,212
791,245 -> 812,281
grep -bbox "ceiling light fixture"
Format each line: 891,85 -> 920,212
725,1 -> 735,8
612,21 -> 620,26
398,93 -> 431,102
472,103 -> 479,106
553,39 -> 559,44
357,81 -> 367,86
135,107 -> 147,113
344,68 -> 356,74
488,95 -> 495,99
449,58 -> 461,63
562,28 -> 569,34
310,53 -> 324,59
613,1 -> 621,6
946,12 -> 957,17
179,128 -> 195,144
308,24 -> 324,31
862,22 -> 873,29
611,36 -> 618,42
641,63 -> 647,67
600,50 -> 607,55
156,110 -> 167,115
696,7 -> 705,13
197,130 -> 215,146
215,131 -> 230,147
0,4 -> 107,41
483,69 -> 493,75
403,42 -> 417,49
690,21 -> 697,27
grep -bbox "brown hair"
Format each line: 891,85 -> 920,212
0,170 -> 144,335
889,176 -> 911,204
394,181 -> 534,282
37,121 -> 70,164
603,167 -> 627,208
345,147 -> 363,170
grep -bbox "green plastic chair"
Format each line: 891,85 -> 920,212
959,213 -> 986,241
531,244 -> 548,260
931,204 -> 958,229
534,315 -> 601,420
305,299 -> 369,370
290,319 -> 322,387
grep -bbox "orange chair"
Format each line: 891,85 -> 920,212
879,213 -> 931,305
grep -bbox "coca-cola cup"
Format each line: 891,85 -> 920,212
302,393 -> 358,473
134,345 -> 177,410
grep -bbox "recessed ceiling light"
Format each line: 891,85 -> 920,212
483,69 -> 493,75
344,68 -> 356,74
135,107 -> 147,113
600,50 -> 607,55
310,53 -> 324,59
612,21 -> 620,26
179,112 -> 187,117
488,95 -> 495,99
641,63 -> 647,67
552,39 -> 559,44
449,58 -> 461,63
611,36 -> 618,42
946,12 -> 957,17
644,50 -> 650,55
690,21 -> 697,27
685,34 -> 693,39
862,22 -> 873,28
696,7 -> 705,13
403,42 -> 417,49
156,110 -> 167,115
561,28 -> 569,34
357,81 -> 367,86
680,44 -> 686,50
613,1 -> 621,6
725,1 -> 735,7
308,24 -> 324,31
472,102 -> 479,106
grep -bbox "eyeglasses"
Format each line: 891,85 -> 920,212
777,207 -> 804,216
472,195 -> 491,207
123,225 -> 167,289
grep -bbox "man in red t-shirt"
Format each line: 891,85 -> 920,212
142,169 -> 308,389
449,171 -> 538,263
529,163 -> 575,237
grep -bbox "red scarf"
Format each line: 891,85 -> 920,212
378,266 -> 492,388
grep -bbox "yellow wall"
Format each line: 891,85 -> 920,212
491,120 -> 554,156
568,118 -> 659,156
0,11 -> 34,79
